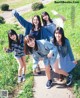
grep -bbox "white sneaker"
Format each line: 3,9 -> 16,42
18,76 -> 22,83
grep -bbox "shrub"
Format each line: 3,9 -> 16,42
32,2 -> 44,11
1,4 -> 9,11
0,16 -> 5,24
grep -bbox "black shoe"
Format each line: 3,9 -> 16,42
36,66 -> 41,74
66,74 -> 72,86
46,80 -> 52,89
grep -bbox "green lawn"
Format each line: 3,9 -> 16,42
0,1 -> 80,98
0,0 -> 39,9
22,1 -> 80,58
16,1 -> 80,97
0,24 -> 33,97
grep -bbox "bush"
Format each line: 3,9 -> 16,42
32,2 -> 44,11
1,4 -> 9,11
0,16 -> 5,24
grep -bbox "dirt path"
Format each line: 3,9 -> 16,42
33,61 -> 75,98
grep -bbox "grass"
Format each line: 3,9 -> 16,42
0,0 -> 80,98
22,1 -> 80,58
0,24 -> 34,98
0,0 -> 40,9
14,1 -> 80,97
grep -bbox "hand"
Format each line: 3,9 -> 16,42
51,10 -> 58,15
3,47 -> 7,52
73,60 -> 77,64
47,53 -> 53,58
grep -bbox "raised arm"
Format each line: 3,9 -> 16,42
51,10 -> 66,21
41,27 -> 53,41
12,10 -> 32,35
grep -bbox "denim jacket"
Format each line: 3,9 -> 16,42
31,40 -> 58,66
57,38 -> 74,61
12,10 -> 53,41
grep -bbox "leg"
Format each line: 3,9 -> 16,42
53,59 -> 69,76
21,56 -> 26,75
45,65 -> 51,80
16,58 -> 24,76
45,65 -> 52,89
16,57 -> 24,83
53,59 -> 72,86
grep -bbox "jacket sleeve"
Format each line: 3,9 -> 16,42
12,10 -> 32,33
6,48 -> 14,53
41,27 -> 53,41
66,39 -> 74,61
44,40 -> 58,56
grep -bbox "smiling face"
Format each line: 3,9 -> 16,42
26,38 -> 35,48
54,31 -> 62,42
9,34 -> 17,41
42,14 -> 49,21
32,16 -> 39,26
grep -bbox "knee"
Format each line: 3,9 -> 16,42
53,68 -> 59,73
19,65 -> 23,69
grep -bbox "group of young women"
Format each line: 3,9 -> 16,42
5,10 -> 77,89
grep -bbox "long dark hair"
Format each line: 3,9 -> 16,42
41,11 -> 53,26
24,34 -> 38,54
53,27 -> 65,46
8,29 -> 20,49
32,15 -> 41,32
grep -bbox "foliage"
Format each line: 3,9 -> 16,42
0,24 -> 23,92
0,0 -> 38,9
0,16 -> 5,24
1,4 -> 9,11
32,2 -> 44,11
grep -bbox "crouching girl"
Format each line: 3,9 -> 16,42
24,34 -> 58,89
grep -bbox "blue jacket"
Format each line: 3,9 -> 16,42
57,38 -> 74,61
12,10 -> 53,41
31,40 -> 58,66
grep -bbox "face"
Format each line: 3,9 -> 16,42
42,15 -> 49,21
10,34 -> 16,41
33,16 -> 39,26
55,32 -> 62,42
27,39 -> 35,48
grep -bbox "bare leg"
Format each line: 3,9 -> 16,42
16,58 -> 24,76
21,56 -> 26,75
53,59 -> 69,76
45,66 -> 51,80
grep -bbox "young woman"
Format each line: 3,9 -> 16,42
12,10 -> 53,74
41,11 -> 66,80
41,11 -> 66,36
12,10 -> 52,40
5,29 -> 26,83
53,27 -> 77,86
24,34 -> 58,89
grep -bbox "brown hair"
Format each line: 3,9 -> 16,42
24,34 -> 38,54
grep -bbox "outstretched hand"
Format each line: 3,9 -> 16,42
47,52 -> 53,58
73,60 -> 77,65
3,47 -> 8,52
51,10 -> 58,15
